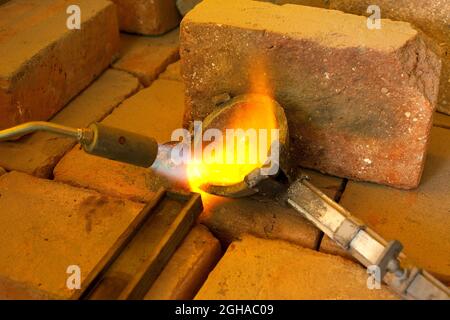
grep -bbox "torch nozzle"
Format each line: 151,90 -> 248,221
0,121 -> 158,168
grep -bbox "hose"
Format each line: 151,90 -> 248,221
0,121 -> 92,143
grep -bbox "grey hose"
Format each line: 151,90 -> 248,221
0,121 -> 158,168
0,121 -> 91,142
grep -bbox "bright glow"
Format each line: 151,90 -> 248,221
186,56 -> 278,193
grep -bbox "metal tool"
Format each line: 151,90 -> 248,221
285,176 -> 449,300
0,121 -> 158,168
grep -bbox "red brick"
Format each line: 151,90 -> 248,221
0,171 -> 144,299
200,195 -> 321,249
144,225 -> 221,300
196,236 -> 397,299
0,69 -> 140,178
0,0 -> 119,130
181,0 -> 441,189
159,60 -> 183,82
335,127 -> 450,284
330,0 -> 450,115
54,79 -> 186,202
53,146 -> 168,203
113,29 -> 180,86
102,79 -> 185,142
111,0 -> 180,35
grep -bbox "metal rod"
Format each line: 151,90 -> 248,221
0,121 -> 92,143
286,178 -> 450,300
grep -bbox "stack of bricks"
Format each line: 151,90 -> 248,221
0,0 -> 449,300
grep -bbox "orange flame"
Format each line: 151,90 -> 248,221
186,55 -> 277,195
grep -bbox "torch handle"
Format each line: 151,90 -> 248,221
81,123 -> 158,168
0,121 -> 159,168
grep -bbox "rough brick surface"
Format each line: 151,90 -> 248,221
54,147 -> 167,203
145,225 -> 221,300
181,0 -> 441,189
336,127 -> 450,284
0,171 -> 144,299
200,195 -> 321,249
0,69 -> 140,178
159,60 -> 183,82
111,0 -> 180,35
113,29 -> 180,86
196,236 -> 397,299
54,79 -> 186,202
101,79 -> 185,142
200,169 -> 341,248
176,0 -> 329,16
0,0 -> 119,130
434,112 -> 450,129
330,0 -> 450,115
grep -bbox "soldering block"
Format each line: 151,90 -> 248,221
113,29 -> 180,87
159,61 -> 183,82
181,0 -> 442,189
145,225 -> 222,300
0,0 -> 119,130
0,171 -> 144,299
110,0 -> 180,35
195,235 -> 398,299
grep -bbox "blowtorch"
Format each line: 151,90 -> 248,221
0,121 -> 159,168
